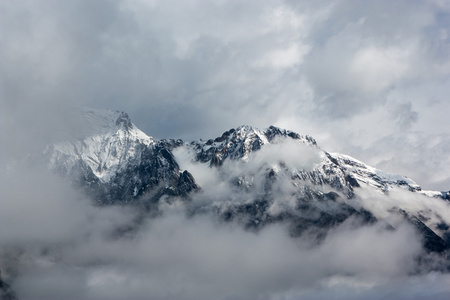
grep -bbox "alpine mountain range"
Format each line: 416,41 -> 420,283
43,108 -> 450,253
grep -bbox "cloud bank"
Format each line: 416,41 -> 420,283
2,143 -> 450,299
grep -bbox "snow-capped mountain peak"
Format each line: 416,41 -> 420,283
78,107 -> 151,140
45,108 -> 154,183
191,125 -> 317,166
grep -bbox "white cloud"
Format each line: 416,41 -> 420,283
254,43 -> 310,69
349,44 -> 414,93
5,209 -> 436,300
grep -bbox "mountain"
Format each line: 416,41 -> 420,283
43,108 -> 450,254
44,108 -> 198,207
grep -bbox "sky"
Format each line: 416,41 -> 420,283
1,0 -> 450,190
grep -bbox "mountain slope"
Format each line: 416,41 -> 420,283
44,108 -> 198,205
46,108 -> 154,183
183,125 -> 449,252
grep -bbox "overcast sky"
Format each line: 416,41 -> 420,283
1,0 -> 450,190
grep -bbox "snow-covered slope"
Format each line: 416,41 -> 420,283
328,152 -> 421,192
188,125 -> 425,198
45,108 -> 154,183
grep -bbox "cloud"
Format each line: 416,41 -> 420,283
3,208 -> 435,300
354,185 -> 450,230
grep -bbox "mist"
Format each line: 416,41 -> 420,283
1,143 -> 450,299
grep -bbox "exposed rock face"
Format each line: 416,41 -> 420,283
0,273 -> 17,300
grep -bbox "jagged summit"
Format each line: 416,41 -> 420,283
77,107 -> 149,138
115,111 -> 133,130
42,108 -> 200,205
208,125 -> 317,145
191,125 -> 317,166
45,108 -> 154,184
